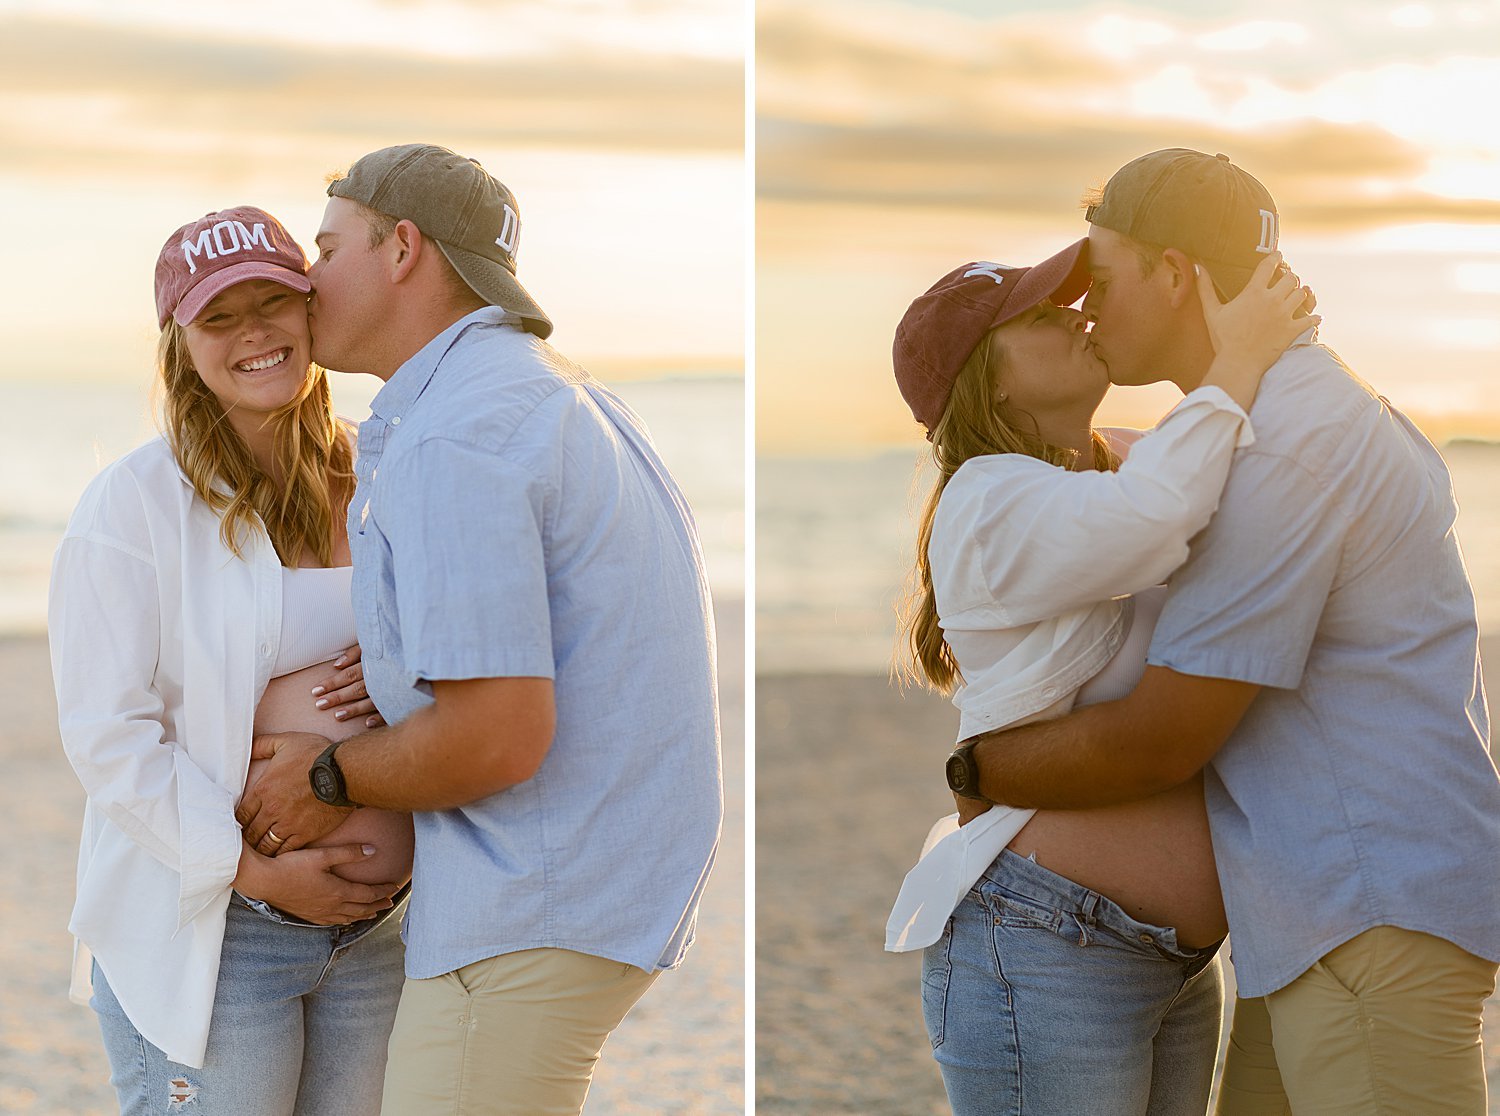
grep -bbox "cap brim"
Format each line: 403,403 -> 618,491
170,263 -> 312,329
434,241 -> 553,340
993,238 -> 1091,326
1198,257 -> 1257,302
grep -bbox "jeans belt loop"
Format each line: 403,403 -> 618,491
1080,890 -> 1100,929
1080,888 -> 1104,942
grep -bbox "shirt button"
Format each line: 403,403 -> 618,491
1138,933 -> 1153,943
1042,687 -> 1059,699
260,643 -> 272,657
391,416 -> 402,426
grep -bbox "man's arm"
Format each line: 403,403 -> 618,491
236,676 -> 554,851
967,665 -> 1260,810
342,676 -> 555,809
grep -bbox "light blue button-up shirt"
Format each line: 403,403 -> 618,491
1147,338 -> 1500,998
348,308 -> 722,978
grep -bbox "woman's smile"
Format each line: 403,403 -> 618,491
234,346 -> 292,374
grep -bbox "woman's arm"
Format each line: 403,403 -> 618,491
938,260 -> 1315,629
50,529 -> 244,931
937,398 -> 1246,627
1195,251 -> 1320,412
48,458 -> 259,932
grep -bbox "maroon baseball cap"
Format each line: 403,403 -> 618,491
893,238 -> 1091,433
154,206 -> 312,329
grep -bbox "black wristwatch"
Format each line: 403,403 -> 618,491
945,739 -> 996,805
309,739 -> 357,808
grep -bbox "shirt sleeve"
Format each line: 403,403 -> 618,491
376,435 -> 555,684
48,473 -> 243,931
1146,447 -> 1346,689
935,386 -> 1254,628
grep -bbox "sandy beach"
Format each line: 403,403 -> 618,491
757,637 -> 1500,1114
0,596 -> 744,1115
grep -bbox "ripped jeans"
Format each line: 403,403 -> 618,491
91,893 -> 406,1115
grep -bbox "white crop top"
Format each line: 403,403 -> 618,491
272,565 -> 356,678
1074,585 -> 1166,707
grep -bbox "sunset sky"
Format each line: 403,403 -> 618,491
0,0 -> 744,385
758,0 -> 1500,454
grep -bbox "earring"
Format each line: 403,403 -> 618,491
996,392 -> 1008,404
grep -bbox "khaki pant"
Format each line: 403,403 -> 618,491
1216,926 -> 1497,1115
380,947 -> 659,1116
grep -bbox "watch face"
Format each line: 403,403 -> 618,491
945,751 -> 973,795
312,766 -> 338,800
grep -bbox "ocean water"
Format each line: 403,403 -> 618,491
0,374 -> 744,634
758,439 -> 1500,675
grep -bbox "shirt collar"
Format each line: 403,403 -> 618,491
369,306 -> 524,425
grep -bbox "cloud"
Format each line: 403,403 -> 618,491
757,0 -> 1500,230
756,114 -> 1496,230
0,13 -> 742,177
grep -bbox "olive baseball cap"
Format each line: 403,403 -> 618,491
155,206 -> 311,330
893,238 -> 1091,434
1086,148 -> 1279,299
328,143 -> 553,339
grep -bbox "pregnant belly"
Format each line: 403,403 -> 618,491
1008,775 -> 1226,948
250,660 -> 414,887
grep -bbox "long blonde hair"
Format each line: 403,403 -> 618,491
157,320 -> 355,567
896,327 -> 1117,694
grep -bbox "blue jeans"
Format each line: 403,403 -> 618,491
92,894 -> 406,1115
923,850 -> 1224,1116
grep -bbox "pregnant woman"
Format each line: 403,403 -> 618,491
50,206 -> 413,1114
885,242 -> 1313,1114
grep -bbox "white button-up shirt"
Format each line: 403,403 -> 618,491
49,437 -> 281,1068
886,386 -> 1253,951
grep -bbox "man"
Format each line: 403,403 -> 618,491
944,149 -> 1500,1110
238,143 -> 723,1115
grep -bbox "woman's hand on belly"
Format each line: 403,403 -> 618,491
248,663 -> 414,884
233,840 -> 402,926
311,644 -> 386,730
256,660 -> 375,743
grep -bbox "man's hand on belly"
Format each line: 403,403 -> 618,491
236,732 -> 351,855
